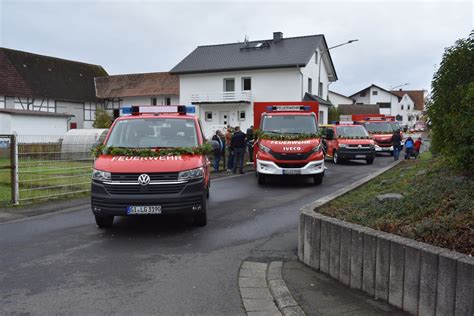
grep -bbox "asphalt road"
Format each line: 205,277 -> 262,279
0,156 -> 394,315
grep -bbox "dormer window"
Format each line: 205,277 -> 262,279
360,91 -> 366,97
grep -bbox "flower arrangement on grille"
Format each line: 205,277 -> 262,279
92,143 -> 213,158
254,129 -> 321,141
337,135 -> 372,139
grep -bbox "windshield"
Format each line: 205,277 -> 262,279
363,122 -> 393,133
262,115 -> 318,134
106,118 -> 198,148
389,122 -> 401,132
336,125 -> 369,137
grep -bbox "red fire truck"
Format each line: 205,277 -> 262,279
91,105 -> 211,228
320,123 -> 376,164
354,116 -> 400,154
253,102 -> 325,185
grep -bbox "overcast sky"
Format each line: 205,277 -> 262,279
1,0 -> 472,95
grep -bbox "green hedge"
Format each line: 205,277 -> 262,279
428,34 -> 474,172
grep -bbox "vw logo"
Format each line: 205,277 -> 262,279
358,144 -> 362,148
138,174 -> 151,186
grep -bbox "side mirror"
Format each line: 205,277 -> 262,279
325,129 -> 334,140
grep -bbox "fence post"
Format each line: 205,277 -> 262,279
10,133 -> 19,205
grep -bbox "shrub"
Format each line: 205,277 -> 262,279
93,109 -> 112,129
428,33 -> 474,171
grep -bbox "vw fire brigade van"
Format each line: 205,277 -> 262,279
253,102 -> 325,185
91,106 -> 211,228
320,124 -> 376,164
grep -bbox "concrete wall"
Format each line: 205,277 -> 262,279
299,209 -> 473,315
0,113 -> 68,140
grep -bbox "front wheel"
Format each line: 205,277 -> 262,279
193,197 -> 207,227
95,215 -> 114,228
257,172 -> 266,185
333,150 -> 340,164
313,172 -> 324,185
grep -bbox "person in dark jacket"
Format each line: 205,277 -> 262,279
246,125 -> 254,163
211,130 -> 225,172
392,130 -> 402,161
230,126 -> 246,174
404,137 -> 414,159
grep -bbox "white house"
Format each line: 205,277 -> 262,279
94,72 -> 180,119
349,84 -> 424,127
0,47 -> 107,129
390,90 -> 425,127
349,84 -> 399,116
328,90 -> 354,107
170,32 -> 338,137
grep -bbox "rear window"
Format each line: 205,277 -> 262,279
106,118 -> 198,148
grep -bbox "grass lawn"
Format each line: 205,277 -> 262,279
317,152 -> 473,255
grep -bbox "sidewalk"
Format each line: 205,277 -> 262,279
283,260 -> 407,315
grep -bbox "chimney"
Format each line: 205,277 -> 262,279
273,32 -> 283,42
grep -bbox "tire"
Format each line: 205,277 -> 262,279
95,215 -> 114,228
333,150 -> 340,164
313,172 -> 324,185
366,157 -> 374,165
193,197 -> 207,227
257,172 -> 266,185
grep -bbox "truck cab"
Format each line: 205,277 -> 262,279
320,124 -> 376,164
359,119 -> 396,153
253,102 -> 325,185
91,105 -> 211,228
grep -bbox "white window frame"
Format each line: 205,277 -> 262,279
238,110 -> 246,121
84,102 -> 97,121
205,111 -> 213,122
242,77 -> 251,91
224,78 -> 235,92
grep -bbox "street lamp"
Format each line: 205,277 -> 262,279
318,39 -> 359,97
389,83 -> 410,116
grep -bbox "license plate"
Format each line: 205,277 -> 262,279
283,169 -> 301,175
355,155 -> 366,159
127,205 -> 162,215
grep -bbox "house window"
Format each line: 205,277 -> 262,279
0,96 -> 4,109
401,105 -> 404,110
84,102 -> 97,121
318,111 -> 324,124
205,111 -> 213,121
360,91 -> 366,97
224,78 -> 235,92
372,91 -> 378,96
242,78 -> 251,91
308,78 -> 313,94
314,51 -> 318,64
238,110 -> 246,121
319,82 -> 323,97
165,97 -> 171,105
356,102 -> 363,105
151,97 -> 157,105
408,105 -> 410,110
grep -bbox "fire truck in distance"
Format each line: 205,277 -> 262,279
350,115 -> 402,154
253,102 -> 325,185
91,105 -> 211,228
320,123 -> 376,164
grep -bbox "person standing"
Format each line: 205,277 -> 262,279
392,129 -> 402,161
230,126 -> 246,174
211,130 -> 225,172
414,137 -> 422,158
225,126 -> 234,171
246,125 -> 254,163
404,136 -> 414,159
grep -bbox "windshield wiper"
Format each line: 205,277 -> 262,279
263,130 -> 283,134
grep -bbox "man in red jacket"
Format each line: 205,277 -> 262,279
414,137 -> 422,158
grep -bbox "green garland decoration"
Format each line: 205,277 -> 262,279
368,131 -> 393,135
254,129 -> 321,141
337,135 -> 371,139
92,143 -> 213,158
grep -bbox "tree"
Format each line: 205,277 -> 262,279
428,33 -> 474,171
93,109 -> 112,129
328,106 -> 342,123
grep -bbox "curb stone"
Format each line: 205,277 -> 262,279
239,261 -> 305,316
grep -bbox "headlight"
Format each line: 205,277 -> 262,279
178,167 -> 204,181
92,169 -> 111,182
339,143 -> 348,148
312,144 -> 322,152
259,143 -> 271,153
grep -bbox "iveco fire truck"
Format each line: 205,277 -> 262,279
253,102 -> 325,185
91,105 -> 211,228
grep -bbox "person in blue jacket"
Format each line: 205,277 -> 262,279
404,136 -> 414,159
